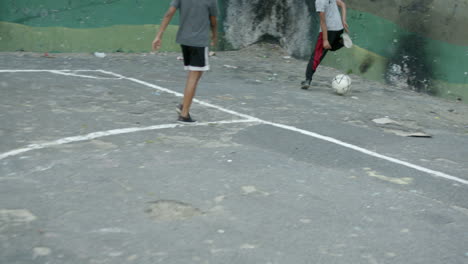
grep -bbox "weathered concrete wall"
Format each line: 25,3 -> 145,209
222,0 -> 468,101
341,0 -> 468,101
223,0 -> 316,58
0,0 -> 467,101
346,0 -> 468,46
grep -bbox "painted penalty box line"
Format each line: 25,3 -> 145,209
0,119 -> 256,161
99,69 -> 468,186
0,69 -> 122,80
0,69 -> 259,159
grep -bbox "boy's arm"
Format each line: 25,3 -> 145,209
152,6 -> 177,51
210,16 -> 218,47
337,0 -> 349,32
319,12 -> 331,50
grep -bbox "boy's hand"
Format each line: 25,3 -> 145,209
323,39 -> 332,50
343,21 -> 349,33
211,36 -> 218,47
152,37 -> 162,51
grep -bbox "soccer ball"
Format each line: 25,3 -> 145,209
332,74 -> 352,95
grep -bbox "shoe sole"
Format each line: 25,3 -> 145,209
177,120 -> 197,124
301,85 -> 310,90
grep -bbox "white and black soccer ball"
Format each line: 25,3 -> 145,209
332,74 -> 352,95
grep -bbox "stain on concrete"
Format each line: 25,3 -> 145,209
241,185 -> 270,196
398,0 -> 434,14
386,26 -> 434,93
145,200 -> 204,221
359,55 -> 375,74
0,209 -> 37,224
364,168 -> 413,185
0,209 -> 37,231
33,247 -> 52,258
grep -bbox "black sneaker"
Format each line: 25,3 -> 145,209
301,80 -> 311,90
177,114 -> 196,123
176,104 -> 183,114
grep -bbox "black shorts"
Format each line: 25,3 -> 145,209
181,45 -> 210,71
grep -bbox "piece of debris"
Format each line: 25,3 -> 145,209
209,51 -> 216,56
223,65 -> 238,69
372,118 -> 432,138
384,130 -> 432,138
176,56 -> 183,60
42,52 -> 55,58
407,132 -> 432,138
94,52 -> 106,58
372,117 -> 399,125
283,56 -> 291,59
33,247 -> 51,258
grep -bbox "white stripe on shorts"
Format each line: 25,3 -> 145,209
184,47 -> 210,71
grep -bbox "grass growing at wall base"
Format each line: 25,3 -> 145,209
0,22 -> 180,52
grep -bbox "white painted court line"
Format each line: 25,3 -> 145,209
99,70 -> 468,185
98,70 -> 261,122
0,119 -> 256,161
0,69 -> 121,80
1,69 -> 466,185
49,70 -> 122,80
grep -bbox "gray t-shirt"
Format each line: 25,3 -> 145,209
170,0 -> 218,47
316,0 -> 344,32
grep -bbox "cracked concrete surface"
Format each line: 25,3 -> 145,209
1,45 -> 467,264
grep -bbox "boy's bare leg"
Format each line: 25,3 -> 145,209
181,70 -> 203,117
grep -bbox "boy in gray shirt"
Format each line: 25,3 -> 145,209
152,0 -> 218,123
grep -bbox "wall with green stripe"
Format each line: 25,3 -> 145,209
0,0 -> 180,52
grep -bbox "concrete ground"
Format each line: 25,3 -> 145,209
1,45 -> 468,264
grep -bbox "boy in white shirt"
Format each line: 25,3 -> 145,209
301,0 -> 349,90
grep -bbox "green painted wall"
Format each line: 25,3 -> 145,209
0,0 -> 181,52
0,0 -> 177,28
0,21 -> 178,53
345,0 -> 468,46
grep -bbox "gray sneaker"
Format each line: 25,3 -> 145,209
177,114 -> 196,124
301,80 -> 311,90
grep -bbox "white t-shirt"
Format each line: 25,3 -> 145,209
316,0 -> 344,32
